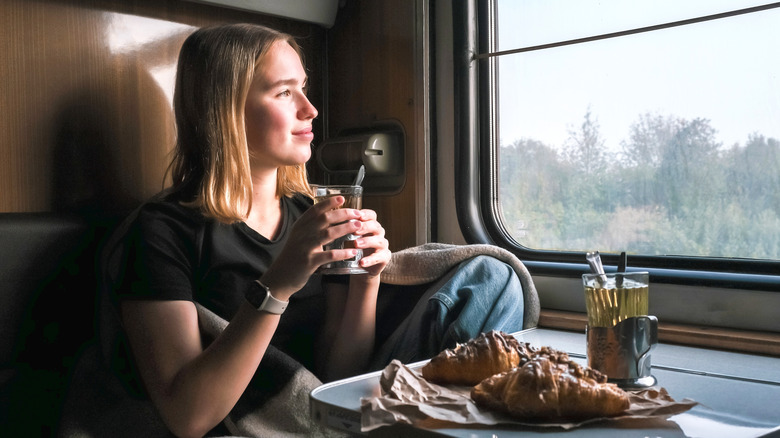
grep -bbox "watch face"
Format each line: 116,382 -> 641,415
246,281 -> 267,309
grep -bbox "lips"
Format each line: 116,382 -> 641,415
293,126 -> 314,141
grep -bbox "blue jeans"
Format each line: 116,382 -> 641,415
369,255 -> 525,370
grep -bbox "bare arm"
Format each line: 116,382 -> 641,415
320,208 -> 391,381
120,196 -> 363,437
121,299 -> 281,438
319,275 -> 380,381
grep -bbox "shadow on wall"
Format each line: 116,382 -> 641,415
51,67 -> 174,220
52,90 -> 137,219
50,15 -> 191,220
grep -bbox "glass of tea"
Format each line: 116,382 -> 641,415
583,272 -> 649,328
311,184 -> 368,275
582,271 -> 657,388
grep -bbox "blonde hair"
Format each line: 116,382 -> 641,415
167,24 -> 313,223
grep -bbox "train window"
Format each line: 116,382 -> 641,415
452,1 -> 780,283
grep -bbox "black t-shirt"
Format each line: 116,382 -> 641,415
117,192 -> 328,369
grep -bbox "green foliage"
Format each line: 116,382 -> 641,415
499,111 -> 780,260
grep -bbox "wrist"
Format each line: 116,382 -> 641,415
350,272 -> 381,286
245,279 -> 288,314
348,273 -> 380,297
257,273 -> 295,302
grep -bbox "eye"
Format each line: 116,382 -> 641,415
277,89 -> 291,98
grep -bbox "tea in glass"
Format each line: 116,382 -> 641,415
311,184 -> 368,275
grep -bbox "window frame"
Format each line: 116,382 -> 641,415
451,0 -> 780,291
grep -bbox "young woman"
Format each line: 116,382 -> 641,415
114,23 -> 526,437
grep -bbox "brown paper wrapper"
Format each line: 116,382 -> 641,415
360,360 -> 697,432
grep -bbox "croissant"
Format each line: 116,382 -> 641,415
471,356 -> 630,420
524,345 -> 607,383
421,331 -> 529,385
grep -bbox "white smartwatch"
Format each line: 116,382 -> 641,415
246,280 -> 288,314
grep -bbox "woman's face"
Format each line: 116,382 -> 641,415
244,40 -> 318,170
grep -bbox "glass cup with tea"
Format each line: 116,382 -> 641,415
311,184 -> 369,275
582,271 -> 658,388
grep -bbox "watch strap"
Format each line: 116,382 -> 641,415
246,280 -> 288,314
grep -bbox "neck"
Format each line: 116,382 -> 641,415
245,170 -> 283,239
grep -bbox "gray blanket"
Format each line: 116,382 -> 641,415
383,242 -> 539,329
59,241 -> 539,437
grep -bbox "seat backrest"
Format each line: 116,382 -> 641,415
0,213 -> 94,368
0,212 -> 103,433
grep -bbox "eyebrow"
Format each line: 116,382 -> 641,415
266,77 -> 308,90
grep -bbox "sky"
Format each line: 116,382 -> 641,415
496,0 -> 780,152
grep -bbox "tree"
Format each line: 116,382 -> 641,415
499,138 -> 566,246
621,112 -> 677,168
562,107 -> 607,176
724,134 -> 780,216
657,117 -> 722,215
498,108 -> 780,259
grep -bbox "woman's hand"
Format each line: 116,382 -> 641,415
353,208 -> 391,277
261,196 -> 363,298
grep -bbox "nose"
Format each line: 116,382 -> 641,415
298,94 -> 318,120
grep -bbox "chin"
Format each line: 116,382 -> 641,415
295,149 -> 312,163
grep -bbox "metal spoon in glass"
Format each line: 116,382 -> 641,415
353,164 -> 365,187
586,251 -> 608,286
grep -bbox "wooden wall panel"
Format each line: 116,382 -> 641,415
325,0 -> 428,251
0,0 -> 425,249
0,0 -> 325,216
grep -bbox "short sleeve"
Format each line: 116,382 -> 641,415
117,202 -> 202,302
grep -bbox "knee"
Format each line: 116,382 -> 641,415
462,255 -> 523,296
465,255 -> 515,279
457,255 -> 525,332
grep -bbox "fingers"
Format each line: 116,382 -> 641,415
352,232 -> 387,253
352,217 -> 390,272
318,220 -> 361,247
359,247 -> 391,271
356,208 -> 377,221
300,201 -> 389,274
313,196 -> 362,225
310,195 -> 344,212
270,200 -> 377,290
311,195 -> 363,217
304,196 -> 363,244
323,247 -> 362,264
353,209 -> 382,236
348,208 -> 387,261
